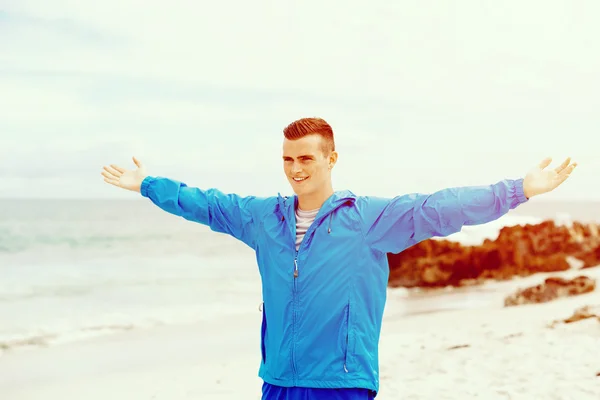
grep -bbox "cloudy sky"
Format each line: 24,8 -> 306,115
1,1 -> 598,200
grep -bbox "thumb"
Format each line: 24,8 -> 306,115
538,157 -> 552,170
132,156 -> 143,169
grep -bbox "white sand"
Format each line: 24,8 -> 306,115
1,270 -> 599,400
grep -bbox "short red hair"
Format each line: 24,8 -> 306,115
283,117 -> 335,153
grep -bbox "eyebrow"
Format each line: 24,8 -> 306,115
283,155 -> 315,160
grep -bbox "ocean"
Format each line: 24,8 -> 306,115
1,197 -> 598,354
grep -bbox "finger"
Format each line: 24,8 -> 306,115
538,157 -> 552,170
560,162 -> 577,177
110,164 -> 126,174
101,172 -> 120,186
559,162 -> 577,174
554,157 -> 571,173
103,165 -> 122,178
103,177 -> 120,186
555,163 -> 577,184
132,156 -> 143,169
101,170 -> 120,181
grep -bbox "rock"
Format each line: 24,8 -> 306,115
387,221 -> 600,288
548,305 -> 600,328
575,244 -> 600,269
447,344 -> 470,350
504,276 -> 596,307
560,305 -> 600,324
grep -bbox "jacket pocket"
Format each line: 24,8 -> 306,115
343,299 -> 352,373
260,302 -> 267,364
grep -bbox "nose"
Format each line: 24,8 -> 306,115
291,161 -> 302,175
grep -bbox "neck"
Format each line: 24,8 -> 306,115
297,186 -> 334,211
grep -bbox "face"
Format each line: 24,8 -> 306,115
282,134 -> 337,198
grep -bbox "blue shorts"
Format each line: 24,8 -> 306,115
262,382 -> 377,399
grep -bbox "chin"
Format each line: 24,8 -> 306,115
289,182 -> 310,195
290,186 -> 305,195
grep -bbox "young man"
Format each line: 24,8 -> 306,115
101,117 -> 576,399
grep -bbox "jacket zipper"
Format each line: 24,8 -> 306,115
289,197 -> 353,382
294,255 -> 299,278
291,251 -> 299,383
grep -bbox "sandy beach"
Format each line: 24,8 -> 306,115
1,266 -> 599,400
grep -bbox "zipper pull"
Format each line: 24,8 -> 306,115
294,257 -> 299,278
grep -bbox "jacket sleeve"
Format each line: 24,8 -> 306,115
140,176 -> 262,249
359,178 -> 529,254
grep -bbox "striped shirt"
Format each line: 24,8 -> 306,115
295,207 -> 320,250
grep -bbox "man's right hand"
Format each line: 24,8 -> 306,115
101,156 -> 148,193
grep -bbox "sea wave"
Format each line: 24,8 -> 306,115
0,324 -> 140,355
0,230 -> 190,253
0,214 -> 552,252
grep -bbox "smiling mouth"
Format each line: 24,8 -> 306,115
293,176 -> 310,183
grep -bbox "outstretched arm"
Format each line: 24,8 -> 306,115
359,157 -> 577,254
101,157 -> 262,249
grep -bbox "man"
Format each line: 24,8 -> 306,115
101,117 -> 576,399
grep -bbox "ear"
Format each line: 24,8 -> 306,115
329,151 -> 338,169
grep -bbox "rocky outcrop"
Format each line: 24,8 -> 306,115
504,276 -> 596,307
387,221 -> 600,288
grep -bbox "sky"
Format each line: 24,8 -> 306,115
1,0 -> 599,200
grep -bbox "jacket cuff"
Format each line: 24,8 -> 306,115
140,176 -> 154,198
514,178 -> 528,204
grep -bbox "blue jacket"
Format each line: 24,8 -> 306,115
140,176 -> 528,394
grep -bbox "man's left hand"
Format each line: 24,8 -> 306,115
523,157 -> 577,199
